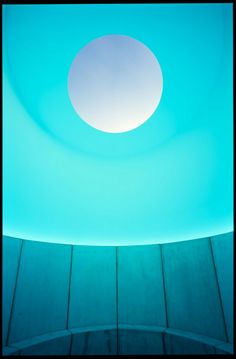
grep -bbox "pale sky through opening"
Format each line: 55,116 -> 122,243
68,35 -> 163,133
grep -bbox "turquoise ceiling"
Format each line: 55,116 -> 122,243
3,4 -> 233,245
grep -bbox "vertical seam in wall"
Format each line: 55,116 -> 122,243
208,237 -> 229,342
160,244 -> 169,329
6,239 -> 24,346
67,245 -> 74,331
115,246 -> 119,356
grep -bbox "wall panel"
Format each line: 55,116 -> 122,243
162,238 -> 227,341
8,240 -> 71,343
2,236 -> 22,346
118,245 -> 166,327
68,246 -> 116,329
211,232 -> 233,343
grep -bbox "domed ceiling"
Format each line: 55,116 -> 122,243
3,4 -> 233,245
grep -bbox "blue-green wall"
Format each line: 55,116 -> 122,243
2,233 -> 233,355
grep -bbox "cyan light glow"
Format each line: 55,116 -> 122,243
68,35 -> 163,133
3,4 -> 233,245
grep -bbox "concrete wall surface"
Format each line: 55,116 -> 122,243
68,246 -> 117,329
2,328 -> 233,356
161,238 -> 227,341
211,232 -> 233,343
2,232 -> 234,355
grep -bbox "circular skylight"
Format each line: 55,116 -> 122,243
68,35 -> 163,133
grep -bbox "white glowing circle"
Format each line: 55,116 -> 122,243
68,35 -> 163,133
